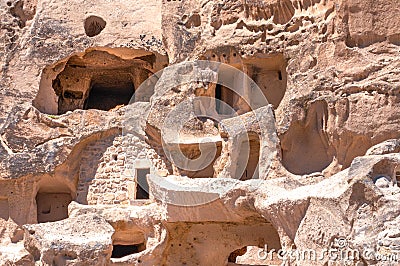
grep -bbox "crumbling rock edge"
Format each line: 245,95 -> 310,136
0,151 -> 398,265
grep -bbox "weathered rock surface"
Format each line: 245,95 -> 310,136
24,214 -> 114,265
0,0 -> 399,265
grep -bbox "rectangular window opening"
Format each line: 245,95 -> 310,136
136,168 -> 150,199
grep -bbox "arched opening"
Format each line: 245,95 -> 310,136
53,61 -> 143,114
136,168 -> 150,199
281,100 -> 333,175
164,222 -> 282,265
175,141 -> 222,178
33,48 -> 168,115
111,244 -> 146,258
36,192 -> 72,223
111,226 -> 147,260
371,159 -> 400,190
0,197 -> 9,220
215,84 -> 236,115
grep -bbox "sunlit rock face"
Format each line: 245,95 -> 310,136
0,0 -> 399,265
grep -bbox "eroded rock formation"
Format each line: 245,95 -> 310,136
0,0 -> 399,265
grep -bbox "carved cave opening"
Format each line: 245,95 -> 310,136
227,235 -> 282,265
235,133 -> 260,180
54,65 -> 139,114
35,175 -> 74,223
177,142 -> 222,178
371,159 -> 400,189
396,169 -> 400,187
36,192 -> 72,223
84,15 -> 106,37
228,246 -> 247,263
34,49 -> 168,115
215,83 -> 244,115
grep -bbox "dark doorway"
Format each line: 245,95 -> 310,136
0,198 -> 9,220
111,244 -> 145,258
84,74 -> 134,111
228,247 -> 247,262
215,84 -> 235,115
136,168 -> 150,199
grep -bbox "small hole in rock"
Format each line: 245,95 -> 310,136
84,15 -> 106,37
136,168 -> 150,199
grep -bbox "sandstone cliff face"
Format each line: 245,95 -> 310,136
0,0 -> 399,265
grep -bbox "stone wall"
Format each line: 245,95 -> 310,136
77,133 -> 154,205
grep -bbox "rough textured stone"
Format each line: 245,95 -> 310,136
0,0 -> 399,265
23,214 -> 114,265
